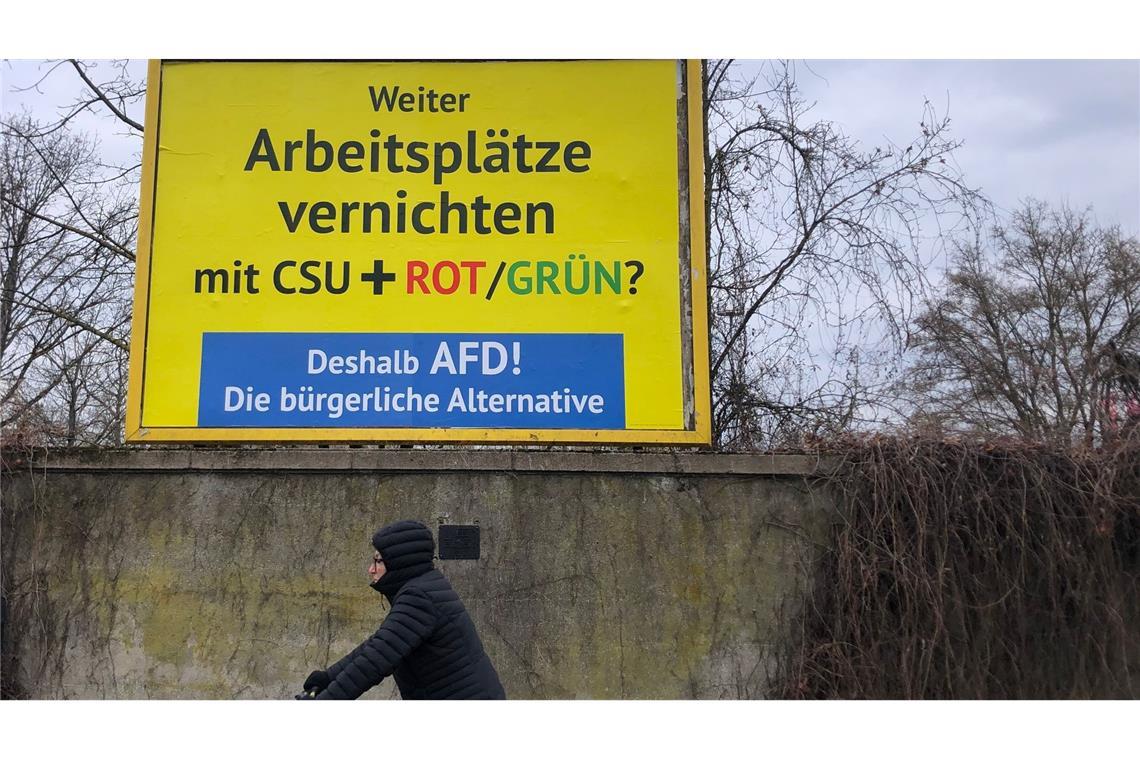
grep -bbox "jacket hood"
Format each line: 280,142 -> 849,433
370,520 -> 435,599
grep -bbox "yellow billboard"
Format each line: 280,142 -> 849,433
126,60 -> 709,444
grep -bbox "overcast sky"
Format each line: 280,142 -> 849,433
4,59 -> 1137,236
795,59 -> 1140,232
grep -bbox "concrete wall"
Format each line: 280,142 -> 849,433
1,449 -> 836,699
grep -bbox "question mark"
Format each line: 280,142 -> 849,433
624,260 -> 645,295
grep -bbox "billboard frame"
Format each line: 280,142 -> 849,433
124,59 -> 711,446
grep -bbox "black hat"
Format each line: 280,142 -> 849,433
370,520 -> 435,597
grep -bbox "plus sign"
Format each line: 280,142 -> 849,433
360,259 -> 397,295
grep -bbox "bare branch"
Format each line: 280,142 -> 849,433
0,193 -> 135,262
68,59 -> 145,132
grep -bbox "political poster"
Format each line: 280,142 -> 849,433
126,59 -> 709,444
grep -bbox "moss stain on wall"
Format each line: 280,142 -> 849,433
2,458 -> 832,699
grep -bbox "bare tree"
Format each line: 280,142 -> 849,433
703,60 -> 983,449
1,59 -> 143,445
902,201 -> 1140,445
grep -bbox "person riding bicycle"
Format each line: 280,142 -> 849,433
299,519 -> 505,700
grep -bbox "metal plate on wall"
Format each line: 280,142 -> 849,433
438,524 -> 480,560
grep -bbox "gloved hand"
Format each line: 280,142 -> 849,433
303,669 -> 331,694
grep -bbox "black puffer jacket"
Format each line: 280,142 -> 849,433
317,520 -> 506,700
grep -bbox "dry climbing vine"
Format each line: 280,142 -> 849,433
772,434 -> 1140,698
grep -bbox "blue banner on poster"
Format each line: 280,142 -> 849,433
197,333 -> 625,428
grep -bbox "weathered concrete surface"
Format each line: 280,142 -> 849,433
1,449 -> 837,699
